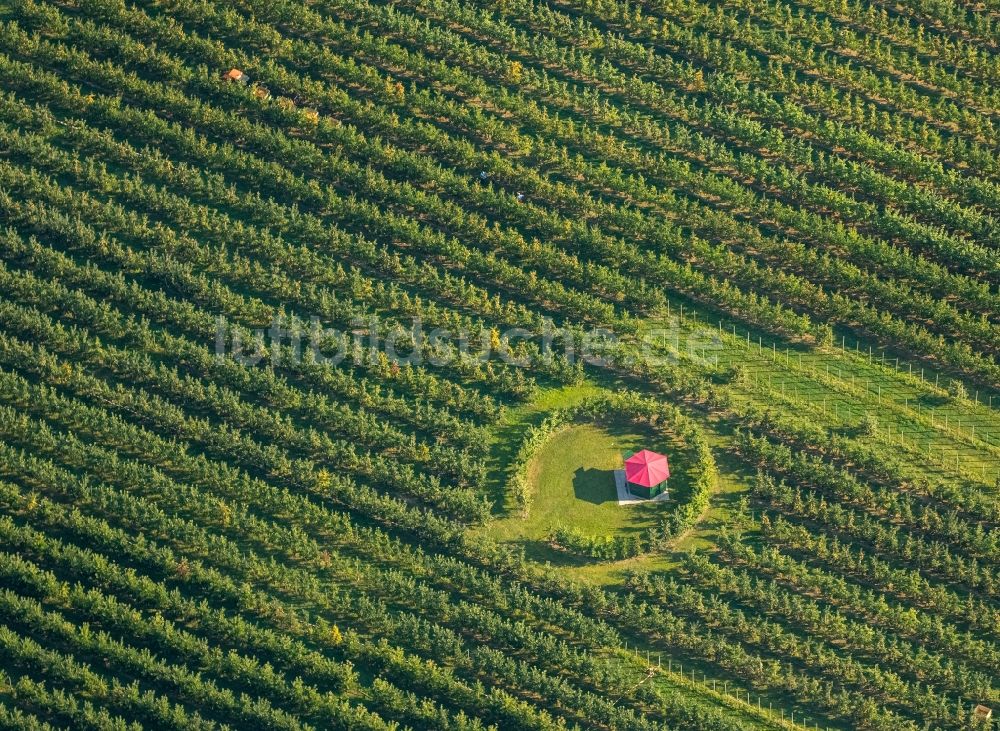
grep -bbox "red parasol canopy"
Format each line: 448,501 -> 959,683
624,449 -> 670,488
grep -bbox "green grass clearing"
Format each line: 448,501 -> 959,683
487,419 -> 688,583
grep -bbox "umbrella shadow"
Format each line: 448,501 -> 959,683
572,467 -> 617,505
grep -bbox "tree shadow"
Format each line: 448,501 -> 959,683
520,538 -> 599,567
573,467 -> 617,505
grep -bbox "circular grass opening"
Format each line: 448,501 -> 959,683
493,419 -> 693,566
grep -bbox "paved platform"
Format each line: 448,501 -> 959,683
614,469 -> 670,506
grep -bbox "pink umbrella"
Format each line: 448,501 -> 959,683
624,449 -> 670,488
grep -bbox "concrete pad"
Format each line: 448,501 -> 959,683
614,469 -> 670,506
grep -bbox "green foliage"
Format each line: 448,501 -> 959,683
727,363 -> 750,386
947,378 -> 969,402
0,0 -> 994,728
549,524 -> 646,561
858,411 -> 879,436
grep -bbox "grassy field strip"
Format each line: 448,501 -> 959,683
608,646 -> 815,731
641,309 -> 1000,484
726,346 -> 1000,475
730,347 -> 1000,485
739,371 -> 1000,490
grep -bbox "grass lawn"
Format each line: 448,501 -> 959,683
483,381 -> 605,512
487,419 -> 684,583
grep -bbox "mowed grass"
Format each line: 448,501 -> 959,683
483,381 -> 606,512
521,422 -> 654,534
487,420 -> 683,583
